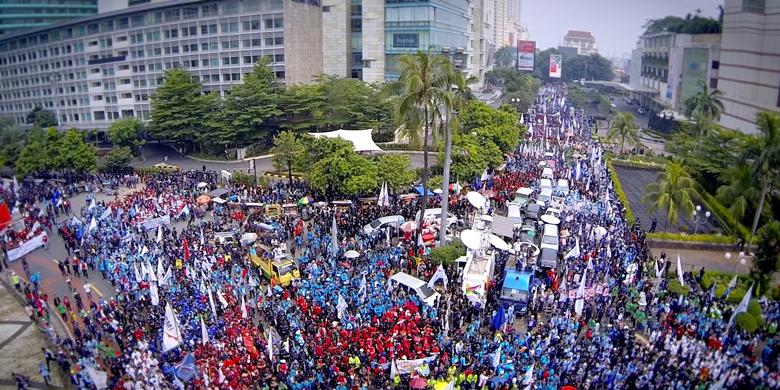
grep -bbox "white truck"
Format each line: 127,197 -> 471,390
461,249 -> 496,307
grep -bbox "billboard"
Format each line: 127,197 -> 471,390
549,54 -> 562,78
516,40 -> 535,71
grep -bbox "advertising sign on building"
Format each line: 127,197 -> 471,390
516,40 -> 535,71
549,54 -> 562,78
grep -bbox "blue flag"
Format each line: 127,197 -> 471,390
174,353 -> 198,382
491,305 -> 505,331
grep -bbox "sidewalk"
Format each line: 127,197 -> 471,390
0,282 -> 65,389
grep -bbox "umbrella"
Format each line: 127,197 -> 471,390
344,250 -> 360,259
297,196 -> 313,206
410,378 -> 427,389
196,195 -> 211,204
240,233 -> 258,245
400,221 -> 417,233
197,182 -> 208,188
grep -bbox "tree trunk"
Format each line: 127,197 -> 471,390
747,178 -> 769,253
620,135 -> 625,155
440,105 -> 452,246
418,106 -> 430,238
287,163 -> 293,186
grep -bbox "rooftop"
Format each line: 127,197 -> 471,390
565,30 -> 595,40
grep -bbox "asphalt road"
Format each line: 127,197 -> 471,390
135,143 -> 427,173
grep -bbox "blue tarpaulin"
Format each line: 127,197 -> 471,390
414,186 -> 434,196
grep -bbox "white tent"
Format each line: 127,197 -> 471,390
309,129 -> 383,153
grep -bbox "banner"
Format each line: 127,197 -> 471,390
7,233 -> 47,261
381,355 -> 438,374
549,54 -> 562,78
139,215 -> 171,231
517,40 -> 535,71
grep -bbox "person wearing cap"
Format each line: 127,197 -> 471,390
10,271 -> 21,292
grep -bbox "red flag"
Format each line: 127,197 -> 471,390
183,237 -> 190,261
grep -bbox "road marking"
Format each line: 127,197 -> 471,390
87,283 -> 104,298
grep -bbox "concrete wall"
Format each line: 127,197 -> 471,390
361,0 -> 385,82
321,0 -> 350,78
717,0 -> 780,134
284,0 -> 323,84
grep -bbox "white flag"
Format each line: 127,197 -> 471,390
88,198 -> 96,210
201,317 -> 209,345
267,329 -> 274,362
523,363 -> 535,385
241,294 -> 248,319
85,367 -> 108,390
677,253 -> 685,286
575,270 -> 587,316
156,259 -> 164,281
217,290 -> 228,308
88,217 -> 97,232
141,245 -> 149,256
133,263 -> 142,282
162,303 -> 182,352
727,283 -> 753,329
159,266 -> 172,286
100,206 -> 111,221
358,274 -> 367,303
146,259 -> 157,282
200,227 -> 205,246
726,274 -> 738,290
331,217 -> 339,256
149,281 -> 159,306
427,264 -> 449,289
564,238 -> 580,260
207,288 -> 217,318
492,344 -> 502,368
336,294 -> 348,319
390,360 -> 399,379
156,225 -> 163,243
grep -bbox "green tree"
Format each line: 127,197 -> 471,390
643,14 -> 721,35
606,112 -> 640,154
375,154 -> 415,192
149,68 -> 216,151
26,106 -> 57,127
208,59 -> 282,146
295,135 -> 353,172
103,146 -> 134,171
716,163 -> 767,224
444,132 -> 497,182
746,112 -> 780,252
752,220 -> 780,296
642,162 -> 698,229
270,131 -> 304,185
308,147 -> 378,195
484,68 -> 540,112
279,84 -> 325,132
107,118 -> 145,154
384,51 -> 454,228
0,118 -> 24,168
15,141 -> 48,175
563,54 -> 615,82
57,130 -> 97,172
682,80 -> 724,120
494,46 -> 517,68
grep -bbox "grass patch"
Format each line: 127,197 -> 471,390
646,232 -> 737,245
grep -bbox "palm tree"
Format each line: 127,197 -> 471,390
438,71 -> 475,244
642,162 -> 698,229
716,162 -> 767,224
682,80 -> 724,121
746,111 -> 780,252
384,52 -> 454,229
606,112 -> 640,154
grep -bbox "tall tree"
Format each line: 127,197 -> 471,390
375,154 -> 416,192
494,46 -> 517,68
107,117 -> 145,154
57,130 -> 98,172
606,112 -> 640,154
642,162 -> 697,229
26,106 -> 58,127
682,80 -> 724,120
209,59 -> 282,146
716,163 -> 767,224
149,68 -> 215,151
746,112 -> 780,252
384,52 -> 454,229
278,84 -> 325,132
270,131 -> 303,185
752,221 -> 780,296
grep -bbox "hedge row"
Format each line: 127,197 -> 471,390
646,232 -> 737,245
606,159 -> 635,224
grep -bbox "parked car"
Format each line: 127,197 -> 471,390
363,215 -> 405,235
525,203 -> 542,220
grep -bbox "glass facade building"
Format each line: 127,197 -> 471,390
0,0 -> 98,36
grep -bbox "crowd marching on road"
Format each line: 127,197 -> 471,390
0,84 -> 778,390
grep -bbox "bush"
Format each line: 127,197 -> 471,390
735,312 -> 758,333
667,279 -> 689,296
748,300 -> 765,327
606,159 -> 635,223
233,172 -> 266,187
428,239 -> 465,265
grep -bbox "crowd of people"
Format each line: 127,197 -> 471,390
0,84 -> 777,390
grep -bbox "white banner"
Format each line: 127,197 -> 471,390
139,215 -> 171,231
7,233 -> 47,261
382,355 -> 438,375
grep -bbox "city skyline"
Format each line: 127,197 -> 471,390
523,0 -> 721,58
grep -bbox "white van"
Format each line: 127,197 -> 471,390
389,272 -> 441,306
557,179 -> 570,195
415,208 -> 458,228
540,223 -> 559,252
541,167 -> 554,180
538,188 -> 553,205
363,215 -> 405,235
540,178 -> 553,191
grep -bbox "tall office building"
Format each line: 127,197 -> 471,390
0,0 -> 98,36
0,0 -> 323,131
717,0 -> 780,134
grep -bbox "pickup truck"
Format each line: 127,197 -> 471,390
250,243 -> 300,287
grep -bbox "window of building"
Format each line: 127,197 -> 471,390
183,7 -> 198,19
711,60 -> 719,70
201,24 -> 217,35
94,111 -> 105,120
265,18 -> 283,29
323,6 -> 331,12
202,4 -> 218,17
221,22 -> 239,33
164,29 -> 178,39
146,31 -> 161,41
393,33 -> 419,48
164,9 -> 180,22
275,71 -> 285,79
131,15 -> 145,27
743,0 -> 765,13
709,78 -> 718,89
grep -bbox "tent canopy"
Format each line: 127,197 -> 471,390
309,129 -> 382,153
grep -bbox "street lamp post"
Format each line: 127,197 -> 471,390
725,251 -> 747,273
692,205 -> 710,234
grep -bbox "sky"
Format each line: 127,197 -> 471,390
522,0 -> 721,58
